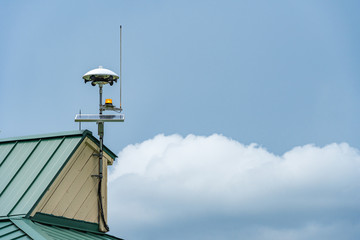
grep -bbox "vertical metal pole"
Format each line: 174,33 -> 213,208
99,85 -> 103,115
97,84 -> 109,231
98,85 -> 103,179
120,25 -> 122,110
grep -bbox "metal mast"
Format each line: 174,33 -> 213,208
76,27 -> 125,232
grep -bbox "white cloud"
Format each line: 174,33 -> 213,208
108,134 -> 360,240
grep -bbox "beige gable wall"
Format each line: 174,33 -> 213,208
30,137 -> 113,232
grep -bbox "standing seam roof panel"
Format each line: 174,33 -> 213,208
0,141 -> 38,195
0,221 -> 30,240
0,142 -> 16,167
4,139 -> 60,215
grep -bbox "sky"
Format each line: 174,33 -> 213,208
1,0 -> 360,239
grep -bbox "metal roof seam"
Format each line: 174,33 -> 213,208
11,234 -> 28,240
8,138 -> 67,216
0,221 -> 12,230
0,228 -> 21,238
0,214 -> 26,219
0,140 -> 42,199
0,141 -> 18,168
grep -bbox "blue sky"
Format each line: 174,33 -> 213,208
1,1 -> 360,239
1,0 -> 360,154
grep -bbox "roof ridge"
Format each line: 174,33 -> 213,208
0,130 -> 92,143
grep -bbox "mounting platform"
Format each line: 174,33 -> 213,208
75,114 -> 125,122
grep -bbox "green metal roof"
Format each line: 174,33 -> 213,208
0,218 -> 123,240
0,130 -> 117,218
34,221 -> 122,240
0,219 -> 31,239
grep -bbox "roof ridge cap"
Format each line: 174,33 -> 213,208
0,130 -> 92,143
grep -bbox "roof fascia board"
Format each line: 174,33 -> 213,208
31,213 -> 100,234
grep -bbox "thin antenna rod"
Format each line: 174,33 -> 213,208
120,25 -> 122,110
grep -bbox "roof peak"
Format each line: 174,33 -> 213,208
0,130 -> 92,143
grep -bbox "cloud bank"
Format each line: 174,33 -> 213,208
108,134 -> 360,240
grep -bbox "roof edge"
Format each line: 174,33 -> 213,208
0,130 -> 93,143
0,130 -> 117,159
